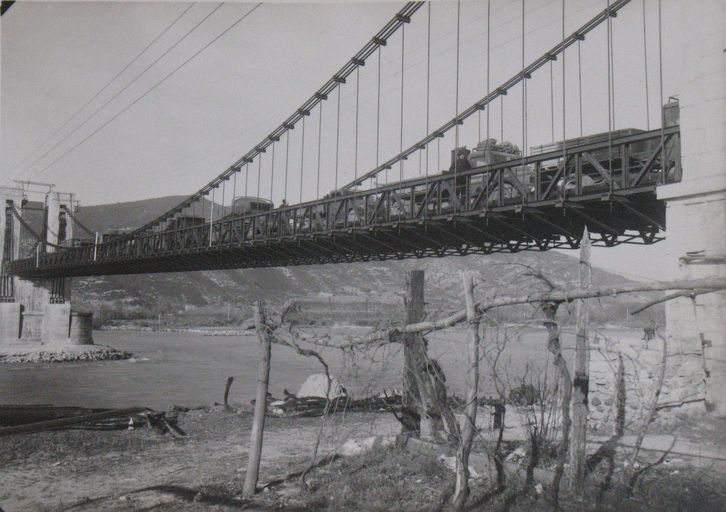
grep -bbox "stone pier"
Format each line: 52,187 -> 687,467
656,0 -> 726,416
0,186 -> 93,347
585,1 -> 725,425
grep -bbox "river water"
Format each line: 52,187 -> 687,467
0,327 -> 639,410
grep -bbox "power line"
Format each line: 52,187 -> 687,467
12,2 -> 225,183
7,3 -> 195,177
24,3 -> 262,183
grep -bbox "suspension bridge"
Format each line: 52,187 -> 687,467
3,0 -> 681,277
1,2 -> 724,411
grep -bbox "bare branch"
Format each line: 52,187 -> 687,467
398,277 -> 726,336
631,288 -> 719,315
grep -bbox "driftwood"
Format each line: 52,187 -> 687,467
263,393 -> 402,418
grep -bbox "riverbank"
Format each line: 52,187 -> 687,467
99,324 -> 254,336
0,343 -> 132,364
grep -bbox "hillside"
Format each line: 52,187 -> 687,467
74,196 -> 223,233
70,196 -> 659,327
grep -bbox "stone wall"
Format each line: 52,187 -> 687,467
588,333 -> 706,431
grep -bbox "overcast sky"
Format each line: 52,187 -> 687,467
1,0 -> 692,280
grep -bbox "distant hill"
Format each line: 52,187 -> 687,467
70,196 -> 660,327
75,196 -> 218,233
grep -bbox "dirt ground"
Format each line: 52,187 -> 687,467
0,407 -> 399,511
2,407 -> 726,511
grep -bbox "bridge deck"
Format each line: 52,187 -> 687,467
6,127 -> 680,277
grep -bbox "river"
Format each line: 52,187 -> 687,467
0,327 -> 640,410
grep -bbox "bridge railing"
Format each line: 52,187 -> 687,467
7,126 -> 680,273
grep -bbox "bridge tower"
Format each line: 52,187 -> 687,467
0,185 -> 92,347
657,0 -> 726,415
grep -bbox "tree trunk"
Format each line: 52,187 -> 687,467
542,302 -> 571,508
452,272 -> 481,510
568,227 -> 591,497
243,300 -> 272,498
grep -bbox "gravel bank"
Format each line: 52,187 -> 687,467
0,344 -> 132,364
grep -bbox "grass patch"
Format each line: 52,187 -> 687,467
250,443 -> 451,511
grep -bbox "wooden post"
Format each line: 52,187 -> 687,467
224,376 -> 235,409
243,300 -> 272,498
402,270 -> 426,435
568,227 -> 591,496
542,301 -> 571,506
452,272 -> 481,510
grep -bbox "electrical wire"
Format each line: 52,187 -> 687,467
7,2 -> 195,177
17,3 -> 224,181
23,3 -> 262,183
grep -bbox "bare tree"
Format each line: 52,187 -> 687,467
452,272 -> 483,510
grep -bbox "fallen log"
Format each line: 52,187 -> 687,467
261,393 -> 404,418
0,404 -> 109,426
0,407 -> 147,437
0,407 -> 185,438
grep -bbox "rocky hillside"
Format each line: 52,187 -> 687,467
70,197 -> 659,326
